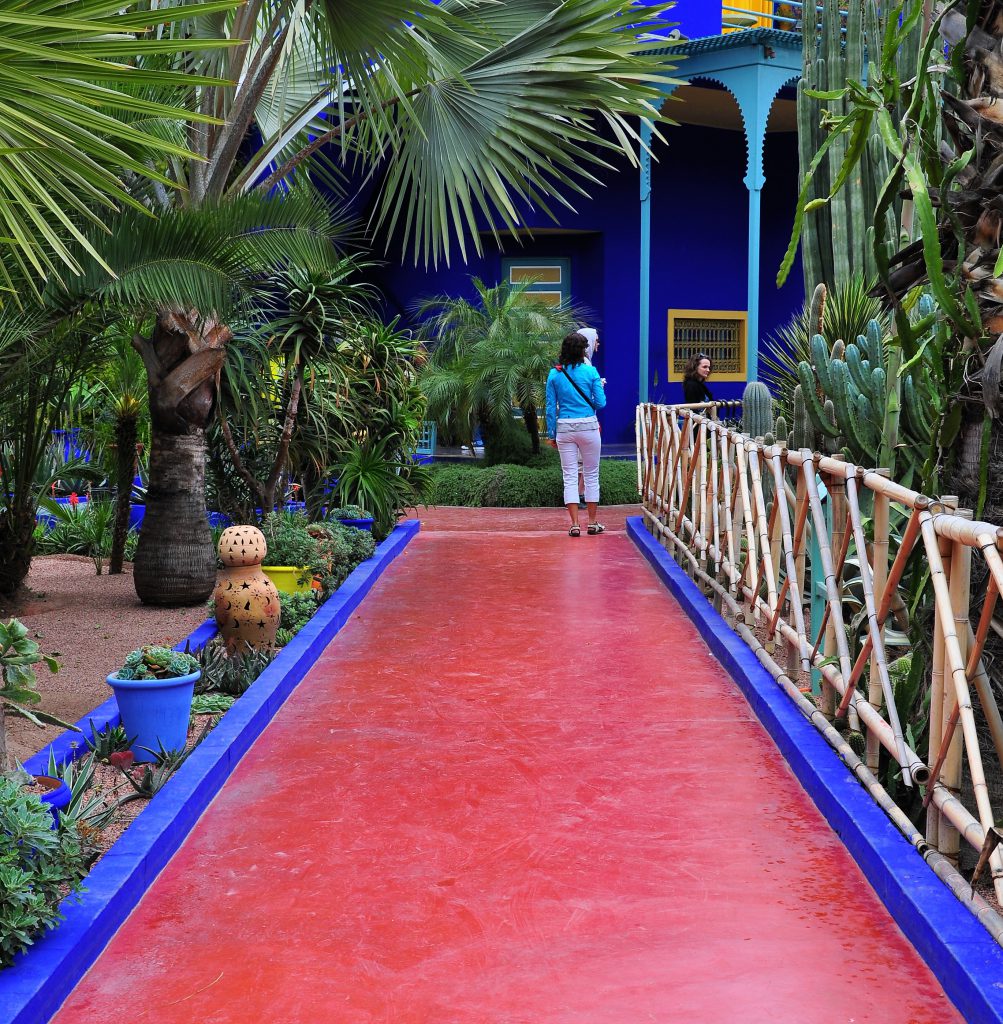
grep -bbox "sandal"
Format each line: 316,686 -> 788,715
569,525 -> 581,537
587,523 -> 605,535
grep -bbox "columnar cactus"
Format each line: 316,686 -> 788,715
741,381 -> 774,439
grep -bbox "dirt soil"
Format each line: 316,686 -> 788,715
1,555 -> 211,765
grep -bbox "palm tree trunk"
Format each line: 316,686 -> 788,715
133,428 -> 216,605
109,415 -> 138,575
0,507 -> 35,597
132,310 -> 230,606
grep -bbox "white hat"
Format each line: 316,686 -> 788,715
578,327 -> 598,360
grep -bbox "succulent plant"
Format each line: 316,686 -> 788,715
115,645 -> 199,681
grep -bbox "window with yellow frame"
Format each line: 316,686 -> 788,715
667,310 -> 747,382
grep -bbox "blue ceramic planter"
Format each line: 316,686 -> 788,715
106,669 -> 199,761
34,776 -> 71,827
336,517 -> 374,532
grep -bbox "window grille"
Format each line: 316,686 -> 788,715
667,309 -> 748,382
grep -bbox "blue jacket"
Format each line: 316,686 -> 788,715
546,363 -> 606,437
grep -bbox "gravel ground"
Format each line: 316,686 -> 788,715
0,555 -> 211,765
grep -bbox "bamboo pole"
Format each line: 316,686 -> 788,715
926,505 -> 953,851
734,440 -> 759,623
698,418 -> 710,572
842,474 -> 912,785
719,427 -> 738,598
746,440 -> 779,619
709,422 -> 721,581
868,470 -> 890,776
770,451 -> 810,675
789,458 -> 810,686
939,509 -> 973,866
804,462 -> 852,721
920,510 -> 1003,900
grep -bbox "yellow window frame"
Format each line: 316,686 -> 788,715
667,309 -> 748,383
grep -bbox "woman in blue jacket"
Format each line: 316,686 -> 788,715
546,332 -> 607,536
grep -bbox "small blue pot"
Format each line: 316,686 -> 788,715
34,776 -> 71,827
337,517 -> 374,532
106,669 -> 200,762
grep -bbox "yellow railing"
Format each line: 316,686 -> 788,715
636,401 -> 1003,937
722,2 -> 806,33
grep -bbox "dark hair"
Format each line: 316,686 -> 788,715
558,332 -> 588,367
683,352 -> 712,381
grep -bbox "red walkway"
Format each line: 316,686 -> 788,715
53,509 -> 961,1023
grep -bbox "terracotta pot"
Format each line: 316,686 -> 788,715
213,526 -> 281,650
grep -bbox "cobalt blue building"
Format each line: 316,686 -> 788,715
374,3 -> 806,444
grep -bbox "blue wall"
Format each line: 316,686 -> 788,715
373,124 -> 804,444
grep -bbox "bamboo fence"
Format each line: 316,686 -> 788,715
636,400 -> 1003,938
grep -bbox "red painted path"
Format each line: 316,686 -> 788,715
54,509 -> 961,1023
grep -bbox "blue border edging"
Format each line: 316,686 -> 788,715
3,519 -> 420,1024
626,516 -> 1003,1024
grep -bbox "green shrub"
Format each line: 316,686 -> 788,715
195,638 -> 274,696
281,591 -> 322,634
598,460 -> 641,505
427,459 -> 639,508
481,416 -> 533,466
0,777 -> 88,966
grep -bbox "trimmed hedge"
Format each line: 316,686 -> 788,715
428,458 -> 639,507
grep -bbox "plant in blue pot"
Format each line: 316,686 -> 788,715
326,504 -> 375,533
107,645 -> 200,762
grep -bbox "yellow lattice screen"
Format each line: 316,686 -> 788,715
668,309 -> 747,382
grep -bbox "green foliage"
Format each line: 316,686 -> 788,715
419,278 -> 581,453
786,2 -> 914,292
281,592 -> 322,635
274,628 -> 295,648
308,521 -> 376,592
36,498 -> 123,575
326,505 -> 369,521
481,416 -> 535,467
332,438 -> 429,540
260,510 -> 323,571
191,693 -> 237,716
194,638 -> 274,696
84,722 -> 132,763
762,275 -> 888,416
0,776 -> 88,966
114,645 -> 199,682
0,618 -> 66,775
427,459 -> 639,507
115,723 -> 213,804
45,750 -> 120,833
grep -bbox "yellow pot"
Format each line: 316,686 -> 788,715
262,565 -> 313,595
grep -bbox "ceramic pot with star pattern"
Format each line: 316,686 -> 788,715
213,526 -> 281,651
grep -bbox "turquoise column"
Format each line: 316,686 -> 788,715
745,184 -> 762,382
639,119 -> 652,404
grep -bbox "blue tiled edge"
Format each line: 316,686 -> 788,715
627,516 -> 1003,1024
3,520 -> 419,1024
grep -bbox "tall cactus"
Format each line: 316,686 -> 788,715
741,381 -> 773,439
797,1 -> 909,291
795,311 -> 939,480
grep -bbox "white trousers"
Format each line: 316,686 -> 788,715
556,427 -> 601,505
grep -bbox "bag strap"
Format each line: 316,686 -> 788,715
558,365 -> 596,411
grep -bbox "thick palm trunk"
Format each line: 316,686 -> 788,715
0,506 -> 35,597
132,310 -> 230,606
109,415 -> 138,575
134,429 -> 215,605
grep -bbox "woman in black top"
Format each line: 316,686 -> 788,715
682,353 -> 713,404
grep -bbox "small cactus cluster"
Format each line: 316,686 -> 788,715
116,645 -> 199,681
785,300 -> 938,476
